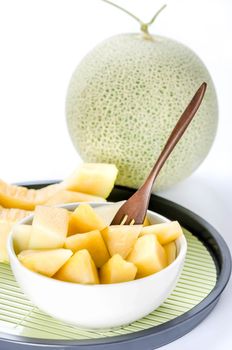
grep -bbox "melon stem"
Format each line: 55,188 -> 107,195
101,0 -> 167,36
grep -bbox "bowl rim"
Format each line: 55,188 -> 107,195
7,202 -> 187,288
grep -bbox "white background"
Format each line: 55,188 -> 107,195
0,0 -> 231,349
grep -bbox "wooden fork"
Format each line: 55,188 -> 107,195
111,82 -> 207,225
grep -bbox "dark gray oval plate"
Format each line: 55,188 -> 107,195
0,181 -> 231,350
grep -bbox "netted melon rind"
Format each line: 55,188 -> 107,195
66,34 -> 218,191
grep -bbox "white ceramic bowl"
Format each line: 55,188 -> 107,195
7,202 -> 187,329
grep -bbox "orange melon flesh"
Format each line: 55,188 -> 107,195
101,225 -> 142,259
100,254 -> 137,284
29,206 -> 69,249
54,249 -> 99,284
65,229 -> 109,267
13,225 -> 32,254
127,234 -> 167,278
143,216 -> 150,226
44,190 -> 106,206
140,221 -> 183,245
163,241 -> 177,265
18,249 -> 73,277
68,204 -> 105,235
0,180 -> 63,210
0,221 -> 14,263
63,163 -> 118,198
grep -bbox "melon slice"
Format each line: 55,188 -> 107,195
0,221 -> 14,263
18,249 -> 73,277
63,163 -> 118,198
0,180 -> 63,210
13,225 -> 32,254
100,254 -> 137,284
65,230 -> 109,267
140,221 -> 183,245
54,249 -> 99,284
44,190 -> 105,206
68,204 -> 105,235
127,234 -> 167,278
163,241 -> 177,265
28,206 -> 69,249
101,225 -> 142,259
0,207 -> 32,223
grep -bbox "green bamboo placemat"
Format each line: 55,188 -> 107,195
0,229 -> 217,340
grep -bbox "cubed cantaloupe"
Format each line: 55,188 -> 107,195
140,221 -> 183,245
0,221 -> 14,263
68,204 -> 105,234
28,206 -> 69,249
100,254 -> 137,284
44,190 -> 105,206
54,249 -> 99,284
163,241 -> 177,265
65,229 -> 109,267
143,216 -> 150,226
63,163 -> 118,198
127,234 -> 167,278
101,225 -> 142,259
13,224 -> 32,254
18,249 -> 73,277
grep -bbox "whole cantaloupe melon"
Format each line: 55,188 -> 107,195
66,34 -> 218,191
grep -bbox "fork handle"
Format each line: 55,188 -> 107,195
142,82 -> 207,191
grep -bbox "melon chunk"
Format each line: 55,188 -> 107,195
93,201 -> 125,226
44,190 -> 106,206
100,254 -> 137,284
18,249 -> 73,277
143,216 -> 150,227
13,225 -> 32,254
101,225 -> 142,259
163,241 -> 177,265
28,206 -> 69,249
54,249 -> 99,284
140,221 -> 183,245
127,234 -> 167,278
63,163 -> 118,198
65,230 -> 109,267
68,204 -> 105,235
0,221 -> 14,263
